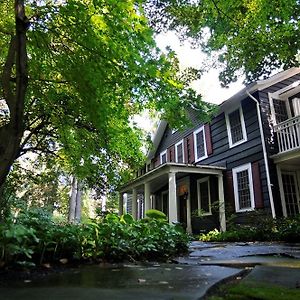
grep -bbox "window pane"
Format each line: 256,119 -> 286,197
282,173 -> 299,216
273,99 -> 288,123
196,130 -> 205,159
237,169 -> 251,209
199,181 -> 210,213
161,153 -> 166,164
229,109 -> 244,144
176,143 -> 183,163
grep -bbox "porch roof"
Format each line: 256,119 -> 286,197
119,163 -> 225,193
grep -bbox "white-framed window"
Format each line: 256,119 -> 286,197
160,150 -> 167,164
225,106 -> 247,148
175,140 -> 184,163
193,126 -> 207,162
232,163 -> 255,212
197,177 -> 211,215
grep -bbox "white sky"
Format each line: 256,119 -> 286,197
136,31 -> 245,133
155,31 -> 244,105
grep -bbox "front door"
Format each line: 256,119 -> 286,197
282,171 -> 300,216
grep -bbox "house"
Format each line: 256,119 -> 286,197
119,68 -> 300,233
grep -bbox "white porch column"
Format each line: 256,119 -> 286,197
186,189 -> 192,234
218,174 -> 226,232
276,165 -> 287,217
132,188 -> 137,220
144,182 -> 151,214
118,192 -> 124,216
168,171 -> 178,224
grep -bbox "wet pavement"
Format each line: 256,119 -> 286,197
1,242 -> 300,299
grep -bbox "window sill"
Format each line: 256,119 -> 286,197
229,138 -> 247,149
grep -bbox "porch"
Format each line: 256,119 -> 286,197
119,163 -> 226,233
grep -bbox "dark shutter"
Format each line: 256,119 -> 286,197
184,134 -> 195,164
205,124 -> 213,156
153,156 -> 160,168
252,161 -> 264,208
168,145 -> 175,162
225,171 -> 235,211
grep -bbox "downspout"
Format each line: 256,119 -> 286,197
246,90 -> 276,218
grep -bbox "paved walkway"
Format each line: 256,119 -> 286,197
1,242 -> 300,299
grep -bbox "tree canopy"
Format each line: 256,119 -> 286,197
0,0 -> 210,207
146,0 -> 300,85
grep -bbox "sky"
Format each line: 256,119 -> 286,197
135,31 -> 245,133
155,31 -> 244,105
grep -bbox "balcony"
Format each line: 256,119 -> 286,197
274,115 -> 300,154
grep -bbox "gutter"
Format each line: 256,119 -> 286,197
246,90 -> 276,218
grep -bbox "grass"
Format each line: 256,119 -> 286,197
208,281 -> 300,300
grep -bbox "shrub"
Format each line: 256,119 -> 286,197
199,216 -> 300,242
145,209 -> 167,221
0,210 -> 190,268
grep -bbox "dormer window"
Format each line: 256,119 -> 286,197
175,140 -> 184,163
160,150 -> 167,164
225,106 -> 247,148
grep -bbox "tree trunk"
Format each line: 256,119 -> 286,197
75,181 -> 82,223
0,1 -> 28,220
68,177 -> 77,223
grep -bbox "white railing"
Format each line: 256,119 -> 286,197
274,115 -> 300,153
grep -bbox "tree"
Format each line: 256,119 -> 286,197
146,0 -> 300,85
0,0 -> 212,218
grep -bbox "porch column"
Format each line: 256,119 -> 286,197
168,171 -> 178,224
276,165 -> 287,217
144,182 -> 151,214
131,188 -> 137,220
186,190 -> 192,234
218,174 -> 226,232
118,192 -> 124,216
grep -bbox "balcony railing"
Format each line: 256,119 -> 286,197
274,115 -> 300,153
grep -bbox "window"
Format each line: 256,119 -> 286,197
197,177 -> 211,215
160,150 -> 167,164
232,163 -> 255,212
225,106 -> 247,147
193,126 -> 207,162
175,140 -> 184,163
282,172 -> 300,216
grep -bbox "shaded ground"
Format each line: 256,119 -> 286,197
1,242 -> 300,299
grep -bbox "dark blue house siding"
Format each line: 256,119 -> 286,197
154,96 -> 272,213
257,73 -> 300,217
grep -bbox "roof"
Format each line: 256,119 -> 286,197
147,67 -> 300,160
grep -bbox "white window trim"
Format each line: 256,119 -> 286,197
175,139 -> 185,163
193,126 -> 208,162
197,177 -> 212,216
160,150 -> 167,164
232,163 -> 255,213
225,106 -> 247,148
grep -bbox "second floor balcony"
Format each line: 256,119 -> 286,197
274,115 -> 300,154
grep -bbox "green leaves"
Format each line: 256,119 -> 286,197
147,0 -> 300,85
0,210 -> 190,267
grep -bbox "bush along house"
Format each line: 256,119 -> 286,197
119,68 -> 300,233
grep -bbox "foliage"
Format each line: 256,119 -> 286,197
0,0 -> 211,207
199,215 -> 300,242
146,0 -> 300,85
145,209 -> 167,221
0,209 -> 190,268
210,282 -> 300,300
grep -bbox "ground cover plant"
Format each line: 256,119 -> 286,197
199,215 -> 300,243
0,209 -> 190,269
208,281 -> 300,300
